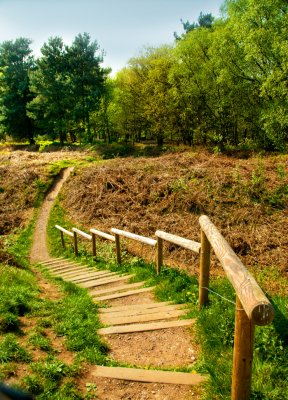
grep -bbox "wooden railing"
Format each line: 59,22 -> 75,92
155,230 -> 201,274
198,216 -> 274,400
54,216 -> 274,400
55,225 -> 73,248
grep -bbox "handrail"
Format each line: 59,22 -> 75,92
111,228 -> 157,265
55,217 -> 274,399
199,215 -> 274,400
111,228 -> 157,247
55,225 -> 73,237
155,230 -> 201,253
72,227 -> 92,241
90,228 -> 115,242
199,215 -> 274,326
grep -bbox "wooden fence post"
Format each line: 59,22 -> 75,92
60,231 -> 65,248
198,229 -> 211,309
156,237 -> 163,275
73,231 -> 78,256
115,234 -> 121,264
92,232 -> 96,258
232,296 -> 255,400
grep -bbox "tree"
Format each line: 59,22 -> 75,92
140,46 -> 175,145
224,0 -> 288,149
66,33 -> 107,143
114,62 -> 149,143
28,37 -> 70,144
90,77 -> 115,143
0,38 -> 35,143
29,33 -> 107,144
174,12 -> 214,40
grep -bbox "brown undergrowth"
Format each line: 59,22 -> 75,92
0,148 -> 91,236
61,151 -> 288,293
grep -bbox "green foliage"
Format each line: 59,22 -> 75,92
0,38 -> 35,143
0,266 -> 40,332
28,332 -> 52,352
5,216 -> 35,268
0,334 -> 31,363
27,33 -> 107,145
52,286 -> 108,360
96,142 -> 136,159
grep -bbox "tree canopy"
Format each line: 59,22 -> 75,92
0,2 -> 287,151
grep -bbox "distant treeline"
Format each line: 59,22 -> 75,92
0,0 -> 287,151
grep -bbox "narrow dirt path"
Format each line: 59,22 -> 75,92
30,167 -> 204,399
30,167 -> 73,263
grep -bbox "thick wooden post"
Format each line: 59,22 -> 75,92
115,234 -> 121,264
73,231 -> 78,256
60,231 -> 65,248
92,232 -> 96,258
199,230 -> 211,309
157,237 -> 163,275
232,296 -> 255,400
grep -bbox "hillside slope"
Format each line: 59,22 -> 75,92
61,151 -> 288,293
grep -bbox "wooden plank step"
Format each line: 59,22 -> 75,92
69,272 -> 117,283
101,304 -> 187,318
101,308 -> 187,325
98,318 -> 196,335
90,282 -> 145,297
58,268 -> 103,279
44,261 -> 83,269
49,264 -> 87,272
94,287 -> 155,302
99,301 -> 172,314
53,266 -> 93,275
45,263 -> 84,271
50,266 -> 88,275
40,258 -> 65,265
79,274 -> 134,289
92,365 -> 206,385
52,268 -> 89,277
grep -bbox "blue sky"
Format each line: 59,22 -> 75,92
0,0 -> 224,74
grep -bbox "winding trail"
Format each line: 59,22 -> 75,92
29,167 -> 205,399
30,167 -> 74,263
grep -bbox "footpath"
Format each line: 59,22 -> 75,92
30,168 -> 206,400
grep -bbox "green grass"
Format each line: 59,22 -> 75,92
0,334 -> 31,363
0,216 -> 110,399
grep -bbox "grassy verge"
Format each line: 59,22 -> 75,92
0,216 -> 109,399
48,201 -> 288,399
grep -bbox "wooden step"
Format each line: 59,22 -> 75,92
79,274 -> 134,289
94,287 -> 155,301
59,268 -> 105,279
50,265 -> 87,273
92,365 -> 206,385
53,269 -> 89,278
44,261 -> 83,270
54,267 -> 93,276
98,318 -> 196,335
90,281 -> 145,297
100,308 -> 187,325
99,301 -> 172,314
41,258 -> 65,265
101,304 -> 187,318
69,271 -> 117,283
50,266 -> 88,275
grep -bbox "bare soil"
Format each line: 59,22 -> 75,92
30,167 -> 74,263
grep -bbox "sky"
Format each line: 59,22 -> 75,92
0,0 -> 224,75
